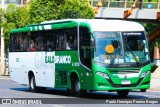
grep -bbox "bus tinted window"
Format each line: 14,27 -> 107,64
10,28 -> 77,52
56,28 -> 77,51
46,30 -> 55,51
10,33 -> 28,52
56,30 -> 65,50
29,31 -> 46,51
64,28 -> 77,50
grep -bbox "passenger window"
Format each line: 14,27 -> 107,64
46,30 -> 55,51
29,37 -> 36,52
29,31 -> 45,51
56,31 -> 66,50
65,28 -> 77,50
10,33 -> 28,52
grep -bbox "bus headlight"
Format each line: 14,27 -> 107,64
140,71 -> 150,78
96,71 -> 109,79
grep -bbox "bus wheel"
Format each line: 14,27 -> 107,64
29,76 -> 37,92
70,78 -> 86,97
140,89 -> 146,92
117,90 -> 129,98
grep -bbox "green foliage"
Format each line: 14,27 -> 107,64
142,23 -> 158,33
58,0 -> 94,19
1,4 -> 30,52
3,23 -> 15,53
29,0 -> 58,24
142,23 -> 160,51
149,38 -> 160,52
29,0 -> 95,23
5,4 -> 30,28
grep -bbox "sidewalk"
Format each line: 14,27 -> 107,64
149,66 -> 160,91
149,78 -> 160,91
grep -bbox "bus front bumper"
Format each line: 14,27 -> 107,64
94,73 -> 151,91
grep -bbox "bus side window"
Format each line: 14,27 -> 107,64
10,33 -> 28,52
12,36 -> 16,52
47,40 -> 53,51
22,33 -> 28,52
66,36 -> 74,50
35,31 -> 46,51
56,32 -> 64,50
10,35 -> 15,52
55,28 -> 77,51
79,27 -> 91,69
46,30 -> 56,51
16,35 -> 20,51
28,33 -> 36,52
55,30 -> 68,50
65,28 -> 77,50
29,40 -> 35,52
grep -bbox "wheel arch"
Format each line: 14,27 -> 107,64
68,70 -> 87,97
69,70 -> 80,81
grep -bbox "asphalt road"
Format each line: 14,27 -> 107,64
0,79 -> 160,107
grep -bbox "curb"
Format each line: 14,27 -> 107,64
0,75 -> 10,80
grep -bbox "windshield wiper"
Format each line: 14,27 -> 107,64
126,41 -> 140,66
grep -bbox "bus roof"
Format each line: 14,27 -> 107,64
10,19 -> 144,33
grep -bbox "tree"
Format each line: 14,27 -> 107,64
58,0 -> 95,19
2,4 -> 30,52
29,0 -> 95,24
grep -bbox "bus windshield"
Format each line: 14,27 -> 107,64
93,31 -> 149,66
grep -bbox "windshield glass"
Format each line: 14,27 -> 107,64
93,31 -> 149,66
94,32 -> 123,64
122,32 -> 149,63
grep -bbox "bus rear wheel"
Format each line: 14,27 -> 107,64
29,76 -> 46,92
117,90 -> 129,98
70,77 -> 87,97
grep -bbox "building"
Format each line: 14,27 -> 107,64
0,0 -> 30,8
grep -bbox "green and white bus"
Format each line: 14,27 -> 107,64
9,19 -> 151,97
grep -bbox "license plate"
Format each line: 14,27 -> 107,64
121,80 -> 131,85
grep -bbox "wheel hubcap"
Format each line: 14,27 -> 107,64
30,78 -> 34,90
75,81 -> 80,92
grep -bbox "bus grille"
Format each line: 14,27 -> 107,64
110,70 -> 140,75
107,78 -> 143,88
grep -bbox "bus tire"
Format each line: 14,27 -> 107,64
117,90 -> 129,98
140,89 -> 146,92
70,77 -> 86,97
29,76 -> 37,92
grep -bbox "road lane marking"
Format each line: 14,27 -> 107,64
52,105 -> 64,107
131,93 -> 160,98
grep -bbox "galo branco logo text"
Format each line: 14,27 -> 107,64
45,55 -> 71,64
